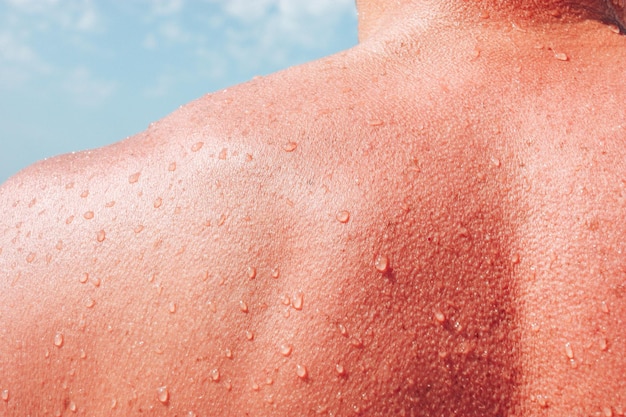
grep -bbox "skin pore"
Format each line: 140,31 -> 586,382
1,1 -> 625,416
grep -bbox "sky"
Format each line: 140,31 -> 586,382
0,0 -> 358,183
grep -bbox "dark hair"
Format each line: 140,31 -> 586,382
605,0 -> 626,32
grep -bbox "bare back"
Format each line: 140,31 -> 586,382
1,12 -> 626,416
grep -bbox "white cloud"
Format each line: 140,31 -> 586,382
0,31 -> 52,88
151,0 -> 184,16
63,67 -> 117,106
4,0 -> 103,33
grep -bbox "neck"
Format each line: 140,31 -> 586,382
356,0 -> 625,40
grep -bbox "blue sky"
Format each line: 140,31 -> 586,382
0,0 -> 358,183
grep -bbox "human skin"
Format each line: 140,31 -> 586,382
1,1 -> 625,415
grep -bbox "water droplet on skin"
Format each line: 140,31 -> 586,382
168,162 -> 177,172
80,349 -> 87,359
247,266 -> 256,279
282,142 -> 298,152
105,201 -> 115,208
134,225 -> 145,234
280,344 -> 293,357
210,368 -> 220,382
66,215 -> 75,225
84,211 -> 94,220
85,296 -> 95,309
335,364 -> 346,376
271,267 -> 280,279
225,348 -> 233,359
54,332 -> 64,347
168,302 -> 177,314
296,364 -> 308,379
491,156 -> 501,167
97,230 -> 106,242
80,190 -> 89,198
601,301 -> 610,314
26,252 -> 36,263
69,401 -> 77,412
537,395 -> 548,408
511,253 -> 520,264
600,337 -> 608,351
604,407 -> 614,417
350,336 -> 364,348
435,311 -> 446,324
374,255 -> 389,273
338,324 -> 349,337
367,119 -> 384,126
265,378 -> 273,386
252,383 -> 260,391
1,389 -> 9,402
336,210 -> 350,223
554,52 -> 569,61
218,214 -> 227,226
218,148 -> 228,160
239,301 -> 249,313
55,240 -> 63,251
129,172 -> 141,184
282,295 -> 291,306
157,386 -> 169,404
191,142 -> 204,152
154,198 -> 163,209
292,293 -> 304,310
91,276 -> 101,287
245,331 -> 254,341
565,342 -> 574,359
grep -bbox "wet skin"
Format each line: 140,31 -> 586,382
1,6 -> 626,417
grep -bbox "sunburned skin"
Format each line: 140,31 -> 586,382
1,1 -> 626,416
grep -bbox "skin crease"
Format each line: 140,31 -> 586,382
1,0 -> 625,416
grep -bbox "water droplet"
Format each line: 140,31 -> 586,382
280,344 -> 293,357
292,292 -> 304,310
434,310 -> 446,324
191,142 -> 204,152
85,296 -> 96,309
80,273 -> 89,284
55,240 -> 64,251
26,252 -> 36,263
282,141 -> 298,152
80,190 -> 89,198
511,253 -> 520,264
91,276 -> 101,287
83,211 -> 94,220
154,197 -> 163,209
335,364 -> 346,376
367,119 -> 384,126
338,324 -> 349,337
554,52 -> 569,61
246,266 -> 257,280
210,368 -> 220,382
537,395 -> 548,408
157,386 -> 169,404
296,364 -> 308,379
80,349 -> 87,359
271,266 -> 280,279
245,331 -> 254,341
282,295 -> 291,306
224,348 -> 233,359
601,301 -> 610,314
565,342 -> 574,359
1,389 -> 9,402
336,210 -> 350,223
350,336 -> 363,348
600,337 -> 608,351
66,215 -> 75,225
239,300 -> 249,313
134,225 -> 145,234
128,172 -> 141,184
69,401 -> 77,412
490,156 -> 501,167
252,382 -> 260,391
168,302 -> 177,314
604,407 -> 614,417
225,381 -> 232,391
105,201 -> 115,208
218,148 -> 228,159
97,230 -> 106,242
54,332 -> 64,347
374,255 -> 389,273
168,162 -> 177,172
